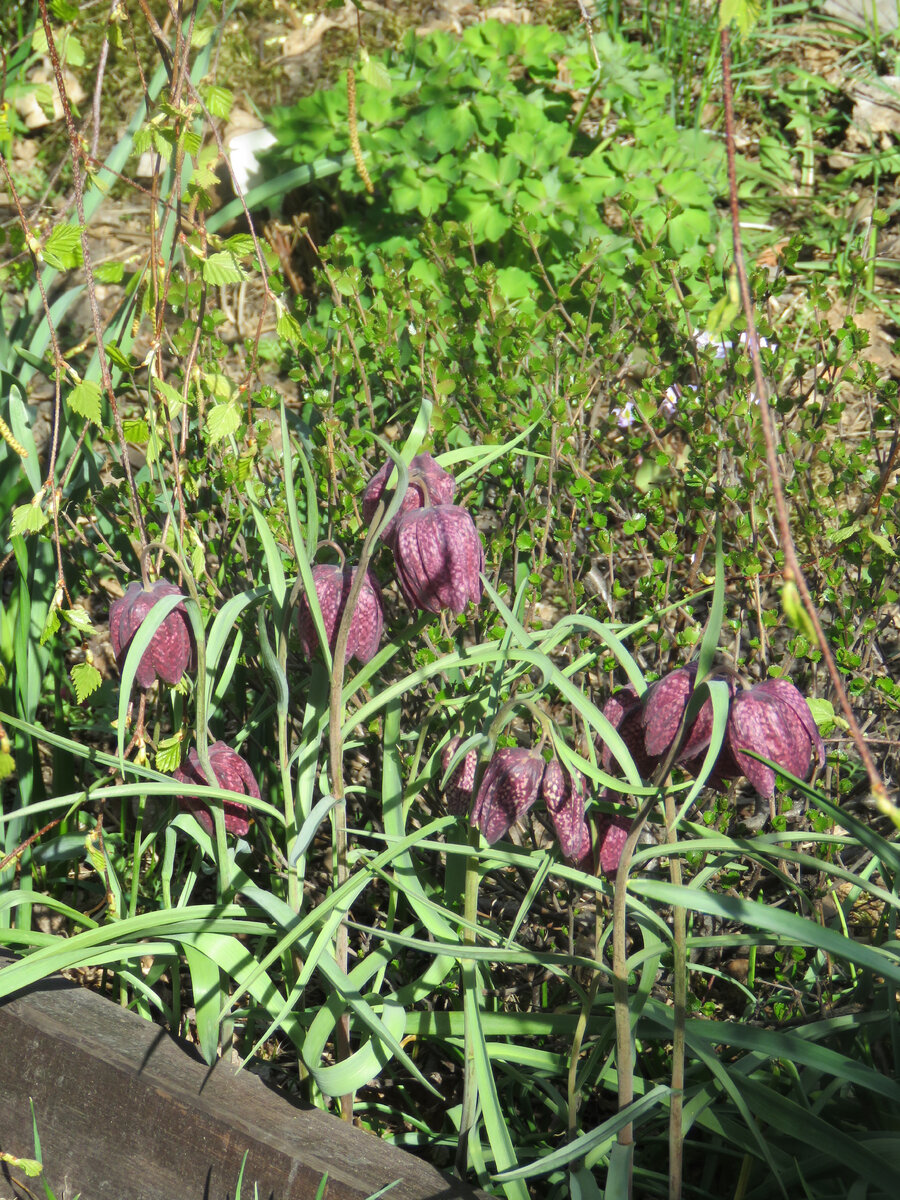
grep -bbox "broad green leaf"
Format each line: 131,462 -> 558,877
66,380 -> 103,426
206,400 -> 241,444
42,223 -> 84,270
202,251 -> 246,285
10,500 -> 48,536
70,662 -> 102,704
60,605 -> 97,635
203,84 -> 233,120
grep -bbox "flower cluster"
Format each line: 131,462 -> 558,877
298,452 -> 485,668
364,452 -> 484,616
441,666 -> 823,878
108,581 -> 261,839
441,742 -> 591,863
604,664 -> 823,801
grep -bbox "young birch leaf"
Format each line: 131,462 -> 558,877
67,380 -> 103,425
42,223 -> 84,270
207,400 -> 241,444
156,734 -> 184,773
203,85 -> 234,119
10,501 -> 48,537
71,662 -> 102,703
61,605 -> 98,636
202,251 -> 247,285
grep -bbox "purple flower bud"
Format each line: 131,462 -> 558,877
643,663 -> 736,763
362,452 -> 456,545
726,679 -> 824,798
600,687 -> 659,779
441,735 -> 478,816
173,741 -> 259,837
541,759 -> 589,859
471,747 -> 544,844
393,504 -> 484,615
297,564 -> 384,666
596,812 -> 631,876
108,580 -> 192,690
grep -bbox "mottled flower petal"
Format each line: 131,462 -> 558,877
173,741 -> 259,837
643,663 -> 735,763
471,747 -> 544,844
362,452 -> 456,545
441,735 -> 478,816
727,682 -> 818,798
601,688 -> 658,779
596,813 -> 631,877
109,580 -> 192,690
541,759 -> 589,859
297,564 -> 384,666
394,504 -> 484,615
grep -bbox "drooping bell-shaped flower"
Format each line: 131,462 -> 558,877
362,452 -> 456,545
541,759 -> 589,859
173,741 -> 259,837
393,504 -> 484,615
726,678 -> 824,798
643,662 -> 736,763
600,687 -> 659,779
471,747 -> 545,844
297,563 -> 384,666
596,809 -> 632,877
109,580 -> 192,690
441,735 -> 478,816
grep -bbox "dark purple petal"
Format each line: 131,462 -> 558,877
596,813 -> 631,877
108,580 -> 192,690
643,664 -> 737,764
471,747 -> 544,844
727,684 -> 816,798
362,452 -> 456,544
746,679 -> 825,771
173,741 -> 259,837
393,504 -> 484,615
601,688 -> 659,779
297,564 -> 384,666
643,668 -> 694,757
541,759 -> 589,859
441,735 -> 478,816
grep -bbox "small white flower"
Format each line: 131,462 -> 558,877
612,400 -> 635,428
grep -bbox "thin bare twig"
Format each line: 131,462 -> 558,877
719,25 -> 888,808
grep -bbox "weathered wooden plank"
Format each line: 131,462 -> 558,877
0,952 -> 488,1200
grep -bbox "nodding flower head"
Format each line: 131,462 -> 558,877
643,663 -> 738,765
540,759 -> 589,860
471,747 -> 544,844
173,741 -> 259,837
297,563 -> 384,666
600,687 -> 659,779
362,452 -> 456,544
393,504 -> 484,615
440,735 -> 479,816
596,809 -> 632,877
108,580 -> 192,690
725,678 -> 824,798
